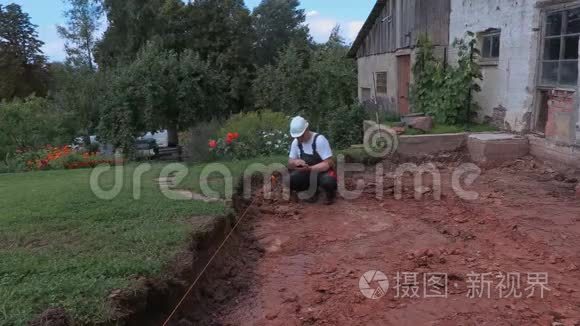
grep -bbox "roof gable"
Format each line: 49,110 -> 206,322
347,0 -> 387,58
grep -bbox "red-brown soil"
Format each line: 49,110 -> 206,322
168,157 -> 580,326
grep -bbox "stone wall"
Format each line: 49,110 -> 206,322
396,133 -> 467,156
529,135 -> 580,172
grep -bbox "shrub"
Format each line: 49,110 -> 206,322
410,34 -> 482,125
216,110 -> 290,158
0,96 -> 70,159
256,130 -> 292,156
326,104 -> 367,150
180,119 -> 223,163
206,111 -> 291,160
219,110 -> 288,141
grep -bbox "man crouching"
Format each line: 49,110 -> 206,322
287,116 -> 338,205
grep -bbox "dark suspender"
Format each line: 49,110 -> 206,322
298,134 -> 321,156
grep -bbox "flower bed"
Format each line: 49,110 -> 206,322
17,146 -> 117,171
208,130 -> 290,160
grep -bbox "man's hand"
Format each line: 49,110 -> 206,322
289,159 -> 307,169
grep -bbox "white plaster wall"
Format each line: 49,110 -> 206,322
357,53 -> 398,101
450,0 -> 541,131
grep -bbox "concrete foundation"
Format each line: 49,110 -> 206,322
529,135 -> 580,172
467,133 -> 529,167
397,133 -> 467,156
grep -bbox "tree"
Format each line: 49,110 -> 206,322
50,64 -> 103,145
96,0 -> 192,68
308,25 -> 357,130
57,0 -> 103,70
252,0 -> 310,66
98,44 -> 227,150
188,0 -> 255,112
0,4 -> 49,100
95,0 -> 167,67
253,29 -> 357,131
253,43 -> 312,116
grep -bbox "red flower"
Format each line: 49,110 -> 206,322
208,140 -> 218,149
226,132 -> 239,144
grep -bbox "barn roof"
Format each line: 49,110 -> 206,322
347,0 -> 387,58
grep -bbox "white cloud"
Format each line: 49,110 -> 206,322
345,21 -> 364,42
306,14 -> 364,44
43,39 -> 66,62
38,25 -> 66,62
306,10 -> 319,17
306,16 -> 337,43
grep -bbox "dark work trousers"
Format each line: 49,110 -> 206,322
289,170 -> 338,195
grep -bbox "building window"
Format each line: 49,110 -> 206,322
480,30 -> 501,62
540,7 -> 580,87
361,88 -> 371,101
375,72 -> 387,94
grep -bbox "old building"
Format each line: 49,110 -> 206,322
450,0 -> 580,146
347,0 -> 451,116
352,0 -> 580,169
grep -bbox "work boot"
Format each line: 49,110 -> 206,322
324,190 -> 336,205
304,191 -> 319,203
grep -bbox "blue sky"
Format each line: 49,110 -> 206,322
1,0 -> 374,62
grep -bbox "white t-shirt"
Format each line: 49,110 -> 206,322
289,133 -> 333,161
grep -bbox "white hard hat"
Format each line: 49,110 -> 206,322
290,116 -> 309,138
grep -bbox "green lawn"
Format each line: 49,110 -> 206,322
0,162 -> 238,325
180,155 -> 288,197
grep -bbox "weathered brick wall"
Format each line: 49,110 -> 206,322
491,106 -> 507,130
545,90 -> 576,145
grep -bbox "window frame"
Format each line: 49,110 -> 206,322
479,30 -> 501,64
539,6 -> 580,89
375,71 -> 388,95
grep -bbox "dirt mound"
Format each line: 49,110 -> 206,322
29,308 -> 71,326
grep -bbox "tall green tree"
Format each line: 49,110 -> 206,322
98,44 -> 227,150
308,25 -> 357,130
95,0 -> 167,67
50,64 -> 103,144
188,0 -> 255,112
253,27 -> 357,131
253,42 -> 312,115
252,0 -> 310,66
57,0 -> 103,70
0,3 -> 49,100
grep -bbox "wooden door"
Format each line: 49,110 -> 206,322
397,55 -> 411,115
